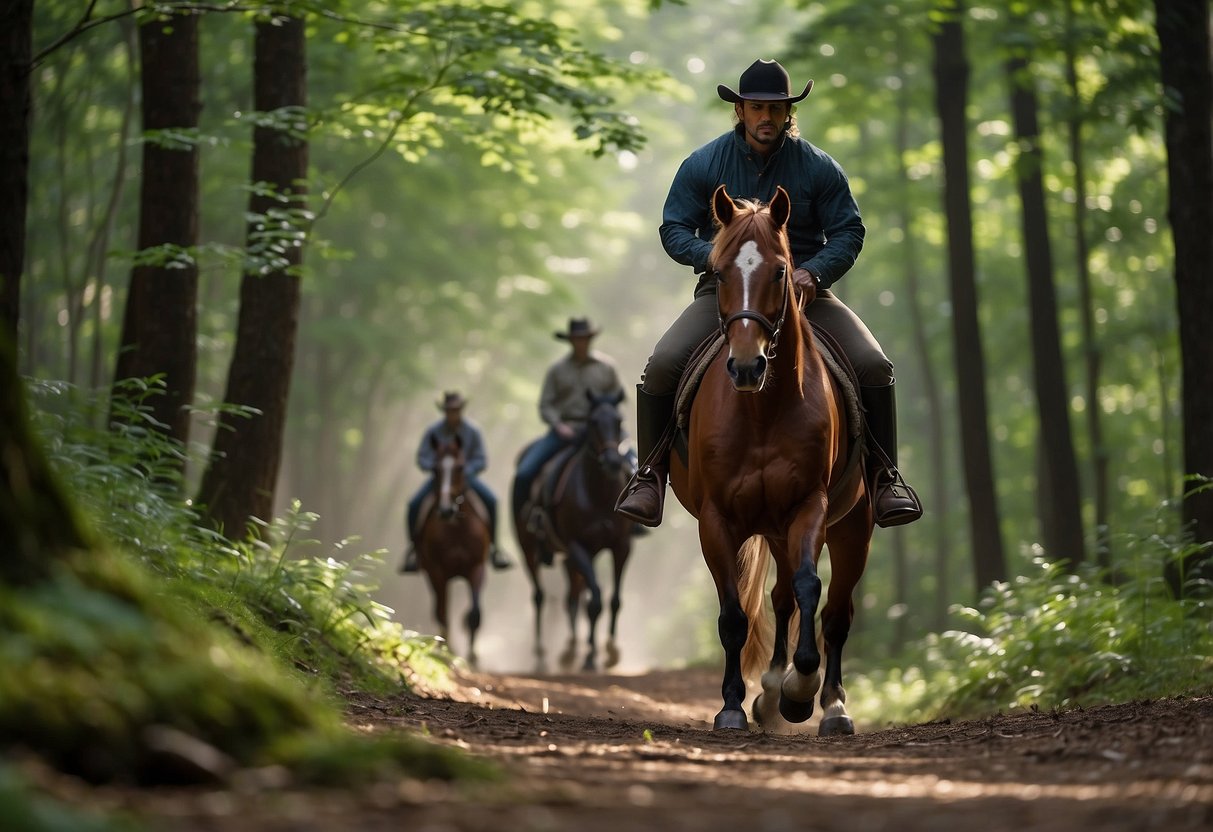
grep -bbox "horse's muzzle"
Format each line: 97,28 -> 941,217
727,353 -> 768,391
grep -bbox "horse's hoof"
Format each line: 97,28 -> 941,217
713,708 -> 749,731
778,694 -> 815,724
751,694 -> 765,728
605,641 -> 621,669
819,715 -> 855,736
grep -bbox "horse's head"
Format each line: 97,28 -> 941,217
709,184 -> 796,392
584,389 -> 628,477
430,433 -> 467,519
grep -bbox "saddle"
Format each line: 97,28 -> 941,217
519,436 -> 585,556
413,487 -> 490,541
657,317 -> 868,526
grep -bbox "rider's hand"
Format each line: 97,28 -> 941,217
793,268 -> 818,308
555,422 -> 576,440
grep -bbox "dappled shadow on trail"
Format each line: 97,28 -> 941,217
53,668 -> 1213,831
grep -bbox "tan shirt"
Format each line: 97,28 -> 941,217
539,351 -> 622,427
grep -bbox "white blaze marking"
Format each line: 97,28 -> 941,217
734,240 -> 764,316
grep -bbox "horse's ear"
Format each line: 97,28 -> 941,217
770,186 -> 791,229
711,184 -> 736,228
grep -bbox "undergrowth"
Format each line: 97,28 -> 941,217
3,378 -> 488,802
850,516 -> 1213,728
27,377 -> 454,696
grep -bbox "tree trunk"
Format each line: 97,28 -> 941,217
112,9 -> 201,450
1005,45 -> 1087,569
932,3 -> 1007,591
0,0 -> 33,344
893,52 -> 955,619
1063,3 -> 1109,570
1154,0 -> 1213,592
1,336 -> 91,585
197,15 -> 307,538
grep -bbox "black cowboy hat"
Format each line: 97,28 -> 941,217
436,390 -> 467,410
717,59 -> 813,105
554,317 -> 600,341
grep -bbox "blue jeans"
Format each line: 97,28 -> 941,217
408,475 -> 498,544
511,429 -> 572,516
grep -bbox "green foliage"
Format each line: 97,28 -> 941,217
6,379 -> 480,788
849,519 -> 1213,728
0,765 -> 137,832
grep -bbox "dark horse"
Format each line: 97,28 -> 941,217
513,390 -> 633,671
668,185 -> 874,735
416,433 -> 491,664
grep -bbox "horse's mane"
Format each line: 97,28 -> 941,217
710,198 -> 807,387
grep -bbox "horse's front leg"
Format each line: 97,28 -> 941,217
752,540 -> 798,732
779,494 -> 829,724
699,508 -> 749,730
465,560 -> 485,669
565,541 -> 602,672
817,497 -> 874,736
605,537 -> 630,669
429,572 -> 451,646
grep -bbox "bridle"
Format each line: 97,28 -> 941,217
715,259 -> 792,361
436,450 -> 467,517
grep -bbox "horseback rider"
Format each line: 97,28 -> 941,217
615,58 -> 922,529
401,391 -> 512,573
511,317 -> 627,548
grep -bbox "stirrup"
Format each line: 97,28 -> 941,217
873,468 -> 922,528
489,545 -> 513,570
615,466 -> 666,527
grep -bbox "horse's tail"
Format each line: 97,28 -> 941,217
738,535 -> 772,685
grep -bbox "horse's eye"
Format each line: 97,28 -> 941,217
773,264 -> 786,283
713,269 -> 724,283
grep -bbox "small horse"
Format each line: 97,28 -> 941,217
514,390 -> 634,671
416,433 -> 490,664
668,185 -> 874,735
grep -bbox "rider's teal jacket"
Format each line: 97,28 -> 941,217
659,126 -> 865,290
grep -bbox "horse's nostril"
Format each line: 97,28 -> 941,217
726,357 -> 738,379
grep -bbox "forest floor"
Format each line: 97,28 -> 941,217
32,665 -> 1213,831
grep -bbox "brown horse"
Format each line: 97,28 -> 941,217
514,390 -> 633,671
416,433 -> 490,664
668,184 -> 874,735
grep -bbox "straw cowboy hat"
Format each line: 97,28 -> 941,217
717,59 -> 813,104
436,391 -> 467,410
554,317 -> 601,341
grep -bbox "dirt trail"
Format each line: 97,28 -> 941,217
78,666 -> 1213,830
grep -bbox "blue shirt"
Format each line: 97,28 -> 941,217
659,126 -> 865,289
416,419 -> 487,478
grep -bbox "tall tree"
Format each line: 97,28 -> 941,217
112,5 -> 201,450
932,0 -> 1007,590
197,11 -> 307,537
1154,0 -> 1213,591
0,0 -> 33,345
1062,0 -> 1109,568
1004,14 -> 1087,569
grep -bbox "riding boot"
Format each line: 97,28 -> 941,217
485,501 -> 513,570
615,386 -> 676,527
489,542 -> 513,570
861,383 -> 923,528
